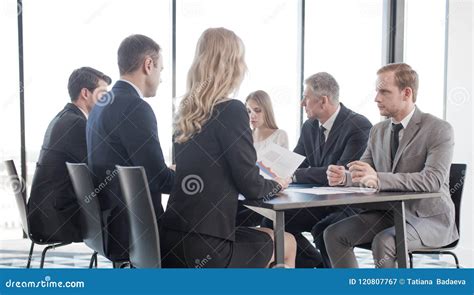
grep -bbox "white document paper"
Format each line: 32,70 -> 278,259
256,143 -> 306,179
285,186 -> 377,195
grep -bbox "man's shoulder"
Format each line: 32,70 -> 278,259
338,105 -> 373,130
52,105 -> 86,131
371,118 -> 391,130
419,111 -> 452,129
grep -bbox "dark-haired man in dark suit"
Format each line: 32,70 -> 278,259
28,67 -> 111,243
87,35 -> 175,259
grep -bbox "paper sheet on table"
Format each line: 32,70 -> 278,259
285,186 -> 377,195
256,143 -> 305,179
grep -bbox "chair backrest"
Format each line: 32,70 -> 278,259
3,160 -> 29,237
66,162 -> 106,257
449,163 -> 466,237
117,165 -> 161,268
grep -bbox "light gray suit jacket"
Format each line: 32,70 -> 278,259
348,107 -> 458,247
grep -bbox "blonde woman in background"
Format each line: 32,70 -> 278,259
160,27 -> 296,268
246,90 -> 289,153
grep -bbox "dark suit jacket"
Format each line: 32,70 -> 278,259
293,103 -> 372,185
162,99 -> 280,241
86,80 -> 175,258
28,103 -> 85,243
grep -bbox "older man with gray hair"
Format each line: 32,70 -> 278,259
263,72 -> 372,268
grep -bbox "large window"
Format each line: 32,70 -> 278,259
0,0 -> 22,239
1,0 -> 462,243
305,0 -> 384,124
176,0 -> 301,148
22,0 -> 173,180
404,0 -> 447,118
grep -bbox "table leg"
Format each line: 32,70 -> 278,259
274,211 -> 285,268
393,201 -> 408,268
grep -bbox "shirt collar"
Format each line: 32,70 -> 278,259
78,107 -> 88,119
391,106 -> 416,128
118,79 -> 144,99
320,104 -> 341,132
71,103 -> 88,119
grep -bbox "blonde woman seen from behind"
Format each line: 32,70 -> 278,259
246,90 -> 289,153
160,28 -> 296,268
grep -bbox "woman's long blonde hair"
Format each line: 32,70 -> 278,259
174,28 -> 247,143
245,90 -> 279,130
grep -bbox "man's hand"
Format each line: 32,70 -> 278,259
274,177 -> 291,190
327,165 -> 346,186
347,161 -> 378,189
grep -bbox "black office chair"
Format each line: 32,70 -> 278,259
3,160 -> 71,268
116,165 -> 161,268
66,162 -> 129,268
409,163 -> 466,268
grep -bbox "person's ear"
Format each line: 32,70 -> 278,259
321,95 -> 329,105
403,87 -> 413,101
144,57 -> 153,75
80,88 -> 90,100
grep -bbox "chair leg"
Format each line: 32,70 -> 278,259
39,242 -> 71,268
408,252 -> 414,268
453,254 -> 460,269
445,251 -> 460,268
26,241 -> 35,268
89,252 -> 98,269
120,261 -> 130,268
112,261 -> 130,268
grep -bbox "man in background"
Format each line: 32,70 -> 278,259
28,67 -> 111,243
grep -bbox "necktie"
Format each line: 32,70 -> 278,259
319,125 -> 326,156
390,123 -> 404,162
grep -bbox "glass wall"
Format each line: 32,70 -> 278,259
404,0 -> 447,118
305,0 -> 384,124
0,0 -> 22,239
0,0 -> 456,240
22,0 -> 174,176
176,0 -> 301,148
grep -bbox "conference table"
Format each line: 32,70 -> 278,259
243,186 -> 441,268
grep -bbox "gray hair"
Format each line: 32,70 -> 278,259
305,72 -> 339,103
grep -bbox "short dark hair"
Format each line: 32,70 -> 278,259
117,34 -> 161,75
67,67 -> 112,102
